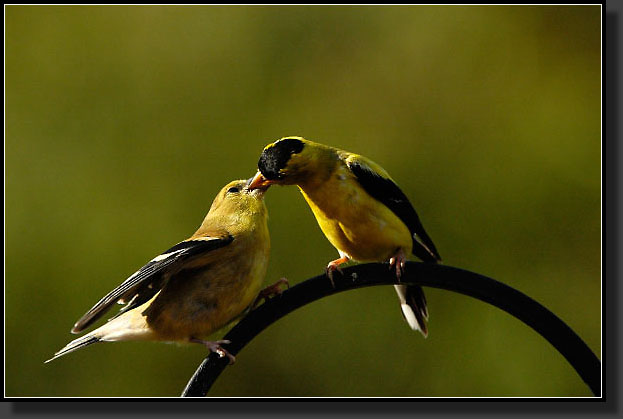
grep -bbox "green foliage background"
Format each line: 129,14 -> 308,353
5,5 -> 601,397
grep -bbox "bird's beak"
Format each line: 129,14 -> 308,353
247,171 -> 275,191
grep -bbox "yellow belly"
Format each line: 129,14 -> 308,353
300,173 -> 412,262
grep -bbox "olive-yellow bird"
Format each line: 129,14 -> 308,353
46,179 -> 271,363
248,137 -> 440,336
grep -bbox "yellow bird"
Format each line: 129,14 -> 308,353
248,137 -> 441,336
46,179 -> 272,364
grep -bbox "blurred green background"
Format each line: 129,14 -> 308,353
5,5 -> 601,397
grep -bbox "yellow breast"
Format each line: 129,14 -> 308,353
300,165 -> 412,262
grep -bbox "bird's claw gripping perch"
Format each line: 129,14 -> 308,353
389,250 -> 407,281
326,256 -> 350,288
253,278 -> 290,308
325,264 -> 343,288
191,338 -> 236,364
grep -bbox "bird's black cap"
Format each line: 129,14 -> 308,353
258,138 -> 305,180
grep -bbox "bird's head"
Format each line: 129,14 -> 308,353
207,179 -> 268,223
248,136 -> 333,189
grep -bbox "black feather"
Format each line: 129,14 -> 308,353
347,160 -> 441,262
45,336 -> 100,363
258,138 -> 305,180
71,235 -> 233,333
405,285 -> 428,336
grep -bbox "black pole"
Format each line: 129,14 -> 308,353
182,262 -> 601,397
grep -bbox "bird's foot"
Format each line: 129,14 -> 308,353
252,278 -> 290,308
389,250 -> 407,281
191,338 -> 236,364
326,256 -> 350,288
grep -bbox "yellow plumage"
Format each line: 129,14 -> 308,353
46,179 -> 270,363
298,158 -> 413,263
249,137 -> 441,336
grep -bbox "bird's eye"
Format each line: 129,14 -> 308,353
227,187 -> 240,194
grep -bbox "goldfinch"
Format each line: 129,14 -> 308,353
46,179 -> 271,364
248,137 -> 441,337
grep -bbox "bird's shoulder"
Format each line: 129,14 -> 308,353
341,150 -> 441,263
188,226 -> 233,242
340,151 -> 393,181
339,150 -> 419,232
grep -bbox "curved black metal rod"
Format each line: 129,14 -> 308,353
182,262 -> 601,397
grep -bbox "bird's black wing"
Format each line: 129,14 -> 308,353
71,235 -> 234,333
346,157 -> 441,262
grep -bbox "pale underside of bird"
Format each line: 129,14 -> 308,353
46,180 -> 282,364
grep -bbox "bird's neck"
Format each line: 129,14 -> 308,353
294,151 -> 340,192
201,206 -> 267,235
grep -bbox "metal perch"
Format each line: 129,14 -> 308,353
182,262 -> 601,397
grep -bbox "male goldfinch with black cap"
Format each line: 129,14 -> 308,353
46,179 -> 272,364
248,137 -> 441,337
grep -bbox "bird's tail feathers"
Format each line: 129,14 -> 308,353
394,284 -> 428,337
44,334 -> 101,363
412,234 -> 441,263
